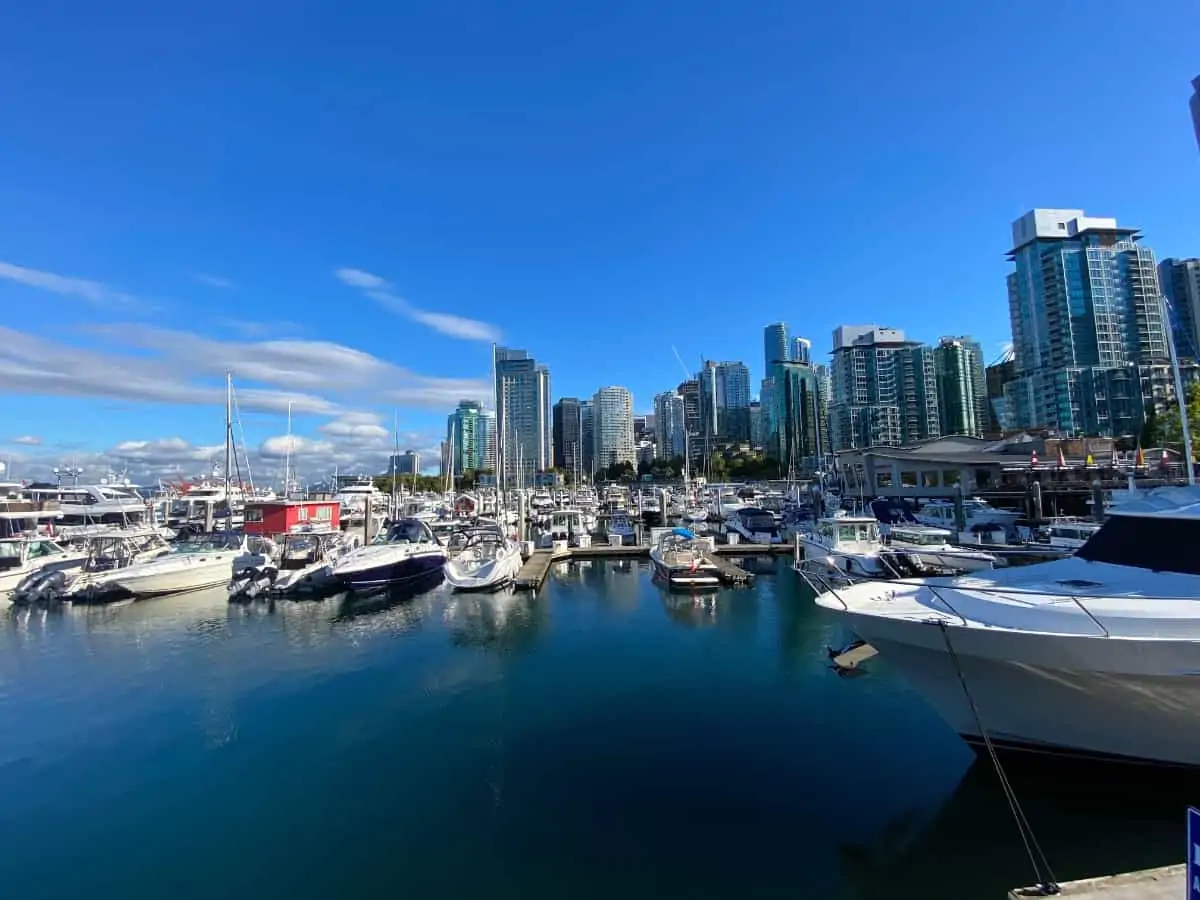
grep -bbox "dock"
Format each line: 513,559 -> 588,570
700,553 -> 754,584
514,549 -> 555,590
511,541 -> 784,592
1009,864 -> 1182,899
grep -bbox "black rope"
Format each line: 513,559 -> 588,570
936,620 -> 1060,895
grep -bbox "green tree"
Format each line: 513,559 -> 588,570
708,452 -> 727,480
1159,381 -> 1200,450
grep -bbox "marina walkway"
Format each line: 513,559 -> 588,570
1009,864 -> 1182,899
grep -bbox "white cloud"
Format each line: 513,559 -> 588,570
319,412 -> 390,442
0,324 -> 490,416
335,267 -> 387,290
190,272 -> 236,290
11,435 -> 41,446
0,261 -> 136,307
259,434 -> 334,459
338,268 -> 502,343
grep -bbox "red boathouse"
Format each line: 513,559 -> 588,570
243,499 -> 340,536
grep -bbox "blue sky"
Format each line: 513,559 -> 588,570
1,0 -> 1198,480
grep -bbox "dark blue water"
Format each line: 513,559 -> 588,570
0,558 -> 1182,898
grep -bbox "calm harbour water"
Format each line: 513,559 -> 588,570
0,557 -> 1185,899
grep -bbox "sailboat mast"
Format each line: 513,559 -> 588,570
224,371 -> 233,529
1163,297 -> 1196,485
284,400 -> 293,496
391,410 -> 399,517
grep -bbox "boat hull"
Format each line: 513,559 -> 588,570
829,607 -> 1200,767
335,551 -> 446,592
649,555 -> 720,591
893,548 -> 996,572
111,556 -> 236,597
798,538 -> 888,578
443,551 -> 522,592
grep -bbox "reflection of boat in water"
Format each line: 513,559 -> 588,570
334,568 -> 445,620
444,591 -> 539,651
659,593 -> 718,628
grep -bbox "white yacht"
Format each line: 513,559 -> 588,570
0,535 -> 89,600
727,507 -> 782,544
916,498 -> 1020,537
1044,519 -> 1102,550
708,489 -> 746,519
887,524 -> 998,573
797,513 -> 891,579
543,509 -> 589,547
443,527 -> 522,592
649,528 -> 720,590
809,484 -> 1200,767
54,484 -> 149,527
110,530 -> 271,598
13,528 -> 176,604
330,518 -> 447,591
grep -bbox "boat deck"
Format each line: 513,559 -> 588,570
1009,864 -> 1182,899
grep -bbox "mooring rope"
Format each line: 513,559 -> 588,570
936,620 -> 1060,895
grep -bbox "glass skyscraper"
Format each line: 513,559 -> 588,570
552,397 -> 584,472
763,323 -> 789,375
933,336 -> 987,438
493,347 -> 552,484
446,400 -> 493,474
591,386 -> 635,469
828,326 -> 940,451
1003,209 -> 1171,436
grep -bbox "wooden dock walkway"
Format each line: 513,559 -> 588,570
701,553 -> 754,585
514,549 -> 555,591
510,541 -> 785,592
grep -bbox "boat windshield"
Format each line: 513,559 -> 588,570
176,532 -> 243,553
382,519 -> 432,545
1076,515 -> 1200,575
893,528 -> 944,546
837,523 -> 877,543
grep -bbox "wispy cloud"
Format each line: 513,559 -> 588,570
0,323 -> 490,417
190,272 -> 236,290
335,267 -> 502,343
11,435 -> 42,446
0,261 -> 137,307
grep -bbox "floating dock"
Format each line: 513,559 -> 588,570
1009,864 -> 1182,899
511,543 -> 784,591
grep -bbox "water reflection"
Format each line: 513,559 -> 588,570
443,590 -> 543,653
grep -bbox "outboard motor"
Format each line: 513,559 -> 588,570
228,565 -> 277,602
12,568 -> 71,606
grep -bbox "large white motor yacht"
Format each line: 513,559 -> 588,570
809,485 -> 1200,767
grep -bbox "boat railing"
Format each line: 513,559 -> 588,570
920,582 -> 1112,638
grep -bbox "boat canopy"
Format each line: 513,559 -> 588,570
672,527 -> 696,539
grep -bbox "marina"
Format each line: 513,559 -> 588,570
0,556 -> 1192,900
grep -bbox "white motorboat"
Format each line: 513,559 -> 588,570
808,484 -> 1200,767
443,527 -> 522,592
797,513 -> 891,579
542,509 -> 588,548
709,489 -> 746,519
887,524 -> 998,573
0,535 -> 89,600
264,531 -> 347,597
727,507 -> 782,544
649,528 -> 720,590
1044,519 -> 1102,550
110,531 -> 271,598
683,506 -> 709,524
330,518 -> 447,591
12,528 -> 174,604
916,498 -> 1020,537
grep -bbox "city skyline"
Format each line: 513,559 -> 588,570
1,4 -> 1197,481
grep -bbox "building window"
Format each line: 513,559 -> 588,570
876,470 -> 892,488
921,471 -> 938,488
900,471 -> 918,487
942,470 -> 960,486
315,506 -> 333,521
244,508 -> 264,523
297,507 -> 309,521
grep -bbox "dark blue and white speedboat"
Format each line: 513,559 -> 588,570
330,518 -> 446,592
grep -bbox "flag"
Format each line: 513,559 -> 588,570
1030,450 -> 1038,468
1057,446 -> 1066,468
1085,451 -> 1094,467
1135,444 -> 1145,468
